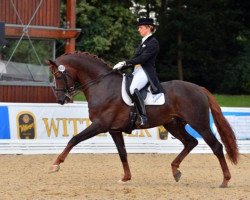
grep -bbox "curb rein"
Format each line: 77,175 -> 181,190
53,69 -> 115,99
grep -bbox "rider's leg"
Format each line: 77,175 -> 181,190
133,89 -> 147,125
130,67 -> 148,126
129,67 -> 148,95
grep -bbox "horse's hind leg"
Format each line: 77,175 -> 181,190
109,131 -> 131,183
164,118 -> 198,182
196,128 -> 231,187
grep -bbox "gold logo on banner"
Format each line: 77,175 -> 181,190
158,126 -> 168,140
17,111 -> 37,139
42,117 -> 153,138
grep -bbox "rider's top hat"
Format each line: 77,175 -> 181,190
137,18 -> 155,26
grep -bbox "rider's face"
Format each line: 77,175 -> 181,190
138,25 -> 151,37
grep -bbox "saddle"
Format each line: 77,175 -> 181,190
122,74 -> 165,106
122,74 -> 165,133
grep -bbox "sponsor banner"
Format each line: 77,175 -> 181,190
213,108 -> 250,140
8,103 -> 92,140
2,103 -> 250,142
185,108 -> 250,140
6,103 -> 166,142
0,103 -> 249,154
0,106 -> 10,139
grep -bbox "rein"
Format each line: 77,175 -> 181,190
53,69 -> 115,98
80,70 -> 115,91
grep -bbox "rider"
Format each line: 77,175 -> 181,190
113,17 -> 164,126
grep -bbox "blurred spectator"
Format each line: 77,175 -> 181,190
0,53 -> 6,74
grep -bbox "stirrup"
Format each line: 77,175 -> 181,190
136,115 -> 148,126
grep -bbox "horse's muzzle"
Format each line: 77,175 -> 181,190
57,99 -> 65,105
57,94 -> 71,105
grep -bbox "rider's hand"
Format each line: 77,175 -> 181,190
113,61 -> 126,70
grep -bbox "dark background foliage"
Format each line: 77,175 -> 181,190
60,0 -> 250,94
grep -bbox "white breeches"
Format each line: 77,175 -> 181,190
129,66 -> 148,95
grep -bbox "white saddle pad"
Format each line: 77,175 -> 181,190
121,75 -> 165,106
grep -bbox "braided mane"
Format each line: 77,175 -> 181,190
60,51 -> 110,67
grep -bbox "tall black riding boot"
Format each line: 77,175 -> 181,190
133,89 -> 147,126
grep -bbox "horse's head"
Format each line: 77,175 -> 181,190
47,59 -> 79,105
47,51 -> 116,104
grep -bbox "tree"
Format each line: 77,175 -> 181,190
156,0 -> 248,93
58,0 -> 250,94
73,1 -> 140,64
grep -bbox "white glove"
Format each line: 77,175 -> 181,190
113,61 -> 126,70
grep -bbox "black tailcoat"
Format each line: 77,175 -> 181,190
125,35 -> 165,94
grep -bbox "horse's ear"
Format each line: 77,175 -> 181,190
46,59 -> 57,67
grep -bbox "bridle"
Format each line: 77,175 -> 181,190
53,70 -> 80,99
52,66 -> 115,100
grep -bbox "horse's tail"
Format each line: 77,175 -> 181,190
201,87 -> 239,165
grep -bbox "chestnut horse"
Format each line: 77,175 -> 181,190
47,51 -> 238,187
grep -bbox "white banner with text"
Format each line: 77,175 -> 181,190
0,102 -> 249,154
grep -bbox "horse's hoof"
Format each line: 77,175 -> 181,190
49,165 -> 60,174
117,179 -> 130,185
219,179 -> 229,188
174,170 -> 182,182
219,183 -> 228,188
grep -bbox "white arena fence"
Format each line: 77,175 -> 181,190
0,102 -> 249,154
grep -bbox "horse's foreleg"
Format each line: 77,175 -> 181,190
109,131 -> 131,183
164,118 -> 198,182
50,121 -> 105,173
